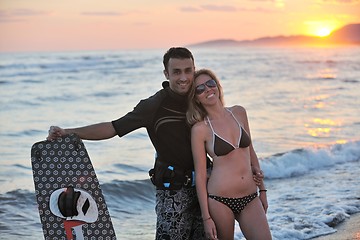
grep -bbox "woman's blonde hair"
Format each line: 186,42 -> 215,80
186,69 -> 224,126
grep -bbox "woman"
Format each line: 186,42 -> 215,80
187,69 -> 272,240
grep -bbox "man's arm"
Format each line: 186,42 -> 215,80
47,122 -> 117,141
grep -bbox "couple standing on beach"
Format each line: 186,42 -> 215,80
47,47 -> 272,240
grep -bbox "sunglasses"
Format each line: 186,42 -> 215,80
195,79 -> 217,95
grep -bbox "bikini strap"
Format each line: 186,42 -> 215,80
226,108 -> 242,146
226,108 -> 242,127
206,116 -> 215,133
206,116 -> 216,154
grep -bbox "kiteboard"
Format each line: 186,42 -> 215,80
31,133 -> 116,240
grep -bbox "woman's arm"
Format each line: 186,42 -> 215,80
234,105 -> 268,212
191,123 -> 210,218
233,105 -> 263,176
191,123 -> 217,239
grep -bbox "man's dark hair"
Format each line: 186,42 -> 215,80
163,47 -> 194,72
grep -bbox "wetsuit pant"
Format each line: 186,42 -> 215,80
155,187 -> 205,240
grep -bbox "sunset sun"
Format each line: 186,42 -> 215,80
315,27 -> 332,37
305,21 -> 338,38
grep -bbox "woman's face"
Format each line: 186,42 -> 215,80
194,74 -> 218,104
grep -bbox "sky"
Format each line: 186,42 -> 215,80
0,0 -> 360,53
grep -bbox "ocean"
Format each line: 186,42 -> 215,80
0,46 -> 359,240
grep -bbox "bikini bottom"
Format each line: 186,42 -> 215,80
208,192 -> 257,214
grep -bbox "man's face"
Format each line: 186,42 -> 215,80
164,58 -> 195,95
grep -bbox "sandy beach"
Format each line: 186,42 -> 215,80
312,213 -> 360,240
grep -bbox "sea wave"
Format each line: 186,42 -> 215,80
261,140 -> 360,179
0,179 -> 155,205
0,52 -> 157,81
101,179 -> 155,205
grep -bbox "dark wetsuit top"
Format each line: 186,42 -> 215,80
112,81 -> 194,171
207,108 -> 251,157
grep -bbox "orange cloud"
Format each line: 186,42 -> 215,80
81,12 -> 124,16
179,7 -> 201,12
0,8 -> 50,22
201,5 -> 237,12
180,5 -> 277,13
319,0 -> 360,4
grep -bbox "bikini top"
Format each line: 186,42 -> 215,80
206,108 -> 251,157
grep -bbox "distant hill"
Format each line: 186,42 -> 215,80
327,23 -> 360,44
188,23 -> 360,47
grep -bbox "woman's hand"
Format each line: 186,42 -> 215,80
259,191 -> 269,213
203,217 -> 218,240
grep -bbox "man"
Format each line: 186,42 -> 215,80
47,47 -> 206,239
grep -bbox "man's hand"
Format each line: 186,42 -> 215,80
252,166 -> 264,186
47,126 -> 66,140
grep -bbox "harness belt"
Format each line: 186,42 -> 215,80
148,161 -> 195,190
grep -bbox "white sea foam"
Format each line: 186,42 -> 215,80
262,140 -> 360,179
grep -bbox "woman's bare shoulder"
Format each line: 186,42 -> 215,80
192,120 -> 207,131
192,121 -> 211,137
229,105 -> 247,116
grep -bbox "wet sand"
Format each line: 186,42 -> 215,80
312,213 -> 360,240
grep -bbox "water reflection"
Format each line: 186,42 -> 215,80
305,118 -> 342,138
303,94 -> 333,109
306,68 -> 337,80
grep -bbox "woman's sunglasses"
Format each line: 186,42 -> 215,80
195,79 -> 217,95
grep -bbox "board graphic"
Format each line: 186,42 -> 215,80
31,133 -> 116,240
